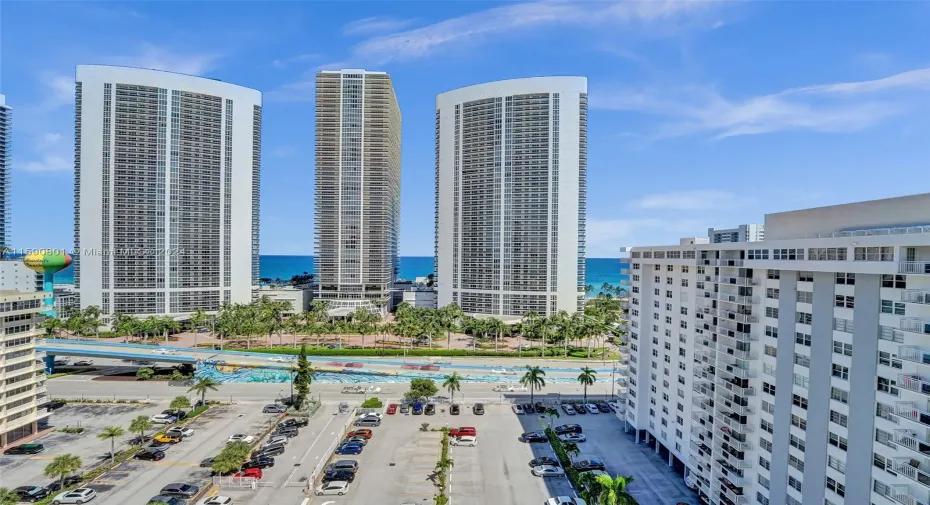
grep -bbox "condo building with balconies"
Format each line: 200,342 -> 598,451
0,95 -> 10,250
0,291 -> 51,448
625,193 -> 930,505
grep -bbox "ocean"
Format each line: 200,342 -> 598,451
52,256 -> 630,294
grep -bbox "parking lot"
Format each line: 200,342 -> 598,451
515,401 -> 698,505
0,402 -> 165,491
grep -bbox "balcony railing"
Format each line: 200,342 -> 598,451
692,425 -> 712,440
901,347 -> 930,367
716,416 -> 753,435
896,402 -> 930,426
716,470 -> 749,488
896,458 -> 930,491
717,347 -> 758,363
714,434 -> 752,452
901,262 -> 930,275
901,374 -> 930,398
896,429 -> 930,457
715,395 -> 753,416
715,378 -> 755,397
904,290 -> 930,305
718,276 -> 760,287
892,485 -> 930,505
717,330 -> 758,344
718,259 -> 745,268
718,364 -> 756,380
902,319 -> 930,335
718,482 -> 748,504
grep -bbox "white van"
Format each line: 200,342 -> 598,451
451,435 -> 477,447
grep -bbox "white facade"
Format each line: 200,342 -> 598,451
74,65 -> 261,319
435,77 -> 587,317
626,193 -> 930,505
402,287 -> 437,309
0,94 -> 10,249
0,291 -> 51,448
0,261 -> 40,293
708,224 -> 764,243
257,286 -> 311,315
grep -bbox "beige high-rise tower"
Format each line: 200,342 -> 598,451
314,70 -> 401,315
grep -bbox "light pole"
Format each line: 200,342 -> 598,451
611,362 -> 616,398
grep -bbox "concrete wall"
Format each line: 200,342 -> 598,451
765,193 -> 930,240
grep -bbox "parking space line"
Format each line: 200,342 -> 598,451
282,412 -> 337,487
29,456 -> 56,460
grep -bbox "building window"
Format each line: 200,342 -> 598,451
835,295 -> 854,308
794,353 -> 810,368
882,274 -> 907,289
830,410 -> 848,427
792,394 -> 808,409
765,307 -> 779,319
763,382 -> 776,395
791,414 -> 807,430
795,332 -> 811,346
764,345 -> 777,357
854,246 -> 893,262
835,273 -> 855,285
748,249 -> 769,260
881,300 -> 906,315
877,376 -> 899,396
831,387 -> 849,404
774,249 -> 805,260
796,312 -> 812,325
758,475 -> 770,490
788,475 -> 803,492
767,270 -> 780,280
681,279 -> 688,287
878,351 -> 902,369
766,288 -> 779,300
761,419 -> 774,434
759,456 -> 771,470
797,271 -> 814,282
832,341 -> 852,356
833,318 -> 854,333
828,455 -> 846,474
760,438 -> 772,453
832,364 -> 849,380
808,247 -> 848,261
826,477 -> 845,497
829,432 -> 848,451
789,434 -> 805,452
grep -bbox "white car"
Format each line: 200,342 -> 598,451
227,434 -> 255,443
512,404 -> 525,414
73,360 -> 94,366
166,427 -> 195,438
196,496 -> 232,505
359,412 -> 383,420
52,488 -> 97,504
546,497 -> 587,505
532,465 -> 566,477
150,414 -> 178,424
154,348 -> 180,355
559,433 -> 587,443
315,480 -> 350,496
264,435 -> 288,446
267,356 -> 292,362
585,404 -> 600,414
451,435 -> 477,447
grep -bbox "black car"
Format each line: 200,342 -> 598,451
554,424 -> 583,435
425,404 -> 436,415
135,449 -> 166,461
277,395 -> 298,406
44,401 -> 67,411
322,468 -> 357,483
15,486 -> 50,502
573,403 -> 587,414
163,409 -> 187,421
276,427 -> 299,438
534,402 -> 546,413
597,403 -> 612,413
279,417 -> 309,428
44,475 -> 82,491
129,435 -> 152,445
473,403 -> 485,415
573,459 -> 606,472
450,404 -> 461,415
399,403 -> 410,414
200,457 -> 215,468
252,445 -> 285,458
520,432 -> 547,443
3,443 -> 44,455
529,457 -> 560,467
522,403 -> 535,413
160,483 -> 199,498
242,456 -> 275,470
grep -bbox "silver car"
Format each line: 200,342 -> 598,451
51,488 -> 96,504
315,480 -> 350,496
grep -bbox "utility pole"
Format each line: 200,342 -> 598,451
611,362 -> 616,398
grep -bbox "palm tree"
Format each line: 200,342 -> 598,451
188,377 -> 219,405
0,487 -> 19,505
82,305 -> 102,339
44,454 -> 82,490
128,415 -> 153,444
594,474 -> 638,505
562,442 -> 580,461
442,372 -> 463,404
160,316 -> 180,344
97,426 -> 125,464
486,317 -> 504,352
189,308 -> 208,348
435,454 -> 455,474
520,365 -> 546,405
544,407 -> 560,426
578,366 -> 597,404
42,317 -> 63,339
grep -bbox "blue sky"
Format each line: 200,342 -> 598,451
3,1 -> 930,258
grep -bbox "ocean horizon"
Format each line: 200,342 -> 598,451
51,255 -> 630,292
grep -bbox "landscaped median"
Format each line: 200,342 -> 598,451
211,345 -> 607,359
545,427 -> 584,492
433,429 -> 453,505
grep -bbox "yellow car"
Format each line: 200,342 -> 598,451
154,434 -> 182,444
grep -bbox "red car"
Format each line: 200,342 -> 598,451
386,404 -> 398,415
234,467 -> 263,479
450,427 -> 477,438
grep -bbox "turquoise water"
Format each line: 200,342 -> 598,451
52,255 -> 629,294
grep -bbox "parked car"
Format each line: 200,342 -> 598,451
354,417 -> 380,427
554,424 -> 583,435
279,417 -> 309,428
473,403 -> 485,415
529,457 -> 560,467
535,402 -> 546,413
450,404 -> 461,415
451,435 -> 477,447
276,427 -> 299,438
532,465 -> 566,477
159,483 -> 200,498
277,395 -> 298,406
196,496 -> 232,505
135,449 -> 166,461
199,457 -> 215,468
148,442 -> 172,452
546,497 -> 588,505
4,443 -> 44,455
325,460 -> 360,473
339,402 -> 350,414
346,429 -> 372,439
597,403 -> 612,413
425,403 -> 436,415
449,427 -> 476,437
335,443 -> 363,455
267,356 -> 292,363
359,412 -> 384,420
512,404 -> 524,414
265,435 -> 289,446
147,496 -> 184,505
166,427 -> 194,438
561,404 -> 577,415
559,433 -> 587,443
386,404 -> 398,415
344,435 -> 368,446
585,404 -> 600,414
263,404 -> 287,413
399,403 -> 410,414
242,456 -> 275,469
154,348 -> 180,355
520,432 -> 547,443
150,414 -> 177,424
163,409 -> 187,420
50,487 -> 96,505
315,480 -> 350,496
153,434 -> 182,444
233,467 -> 263,480
227,434 -> 255,443
322,469 -> 356,483
572,403 -> 586,414
73,360 -> 94,366
44,475 -> 82,491
252,445 -> 285,458
412,402 -> 423,415
45,401 -> 67,411
15,486 -> 50,502
573,460 -> 606,472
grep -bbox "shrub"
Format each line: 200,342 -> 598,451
405,378 -> 439,401
545,427 -> 583,490
420,423 -> 430,432
135,367 -> 154,380
360,397 -> 383,408
59,427 -> 85,434
222,346 -> 571,358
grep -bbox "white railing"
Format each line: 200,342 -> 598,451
718,276 -> 760,287
901,374 -> 930,397
717,330 -> 758,344
718,481 -> 749,503
904,291 -> 930,305
901,262 -> 930,275
718,259 -> 745,268
808,225 -> 930,238
902,319 -> 930,335
718,364 -> 756,380
901,347 -> 930,366
892,485 -> 930,505
714,434 -> 752,452
895,459 -> 930,490
717,347 -> 758,363
896,429 -> 930,456
715,396 -> 753,416
897,402 -> 930,425
715,378 -> 755,397
716,416 -> 753,435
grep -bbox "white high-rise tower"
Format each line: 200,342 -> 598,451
0,94 -> 11,249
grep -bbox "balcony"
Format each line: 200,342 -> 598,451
901,347 -> 930,367
718,482 -> 748,504
901,374 -> 930,398
714,434 -> 752,453
717,330 -> 757,345
693,396 -> 714,411
716,471 -> 749,488
716,311 -> 759,324
718,276 -> 760,287
714,395 -> 753,417
892,485 -> 930,505
715,416 -> 753,435
692,425 -> 712,440
717,259 -> 745,268
896,458 -> 930,490
900,262 -> 930,275
896,402 -> 930,427
717,364 -> 755,380
896,430 -> 930,457
716,346 -> 758,363
692,410 -> 712,425
690,440 -> 712,457
715,378 -> 755,397
902,319 -> 930,335
904,290 -> 930,305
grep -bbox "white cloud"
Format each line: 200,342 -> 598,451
343,16 -> 417,36
34,133 -> 63,149
630,190 -> 752,211
592,67 -> 930,139
586,217 -> 707,256
348,0 -> 724,64
21,155 -> 71,173
107,43 -> 220,76
39,74 -> 74,109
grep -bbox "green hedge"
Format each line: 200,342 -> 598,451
220,346 -> 578,358
545,427 -> 583,491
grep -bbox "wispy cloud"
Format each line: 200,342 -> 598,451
630,190 -> 752,211
343,16 -> 417,36
347,0 -> 725,64
272,53 -> 320,69
38,74 -> 74,110
593,67 -> 930,139
106,43 -> 220,76
21,132 -> 71,173
22,155 -> 71,174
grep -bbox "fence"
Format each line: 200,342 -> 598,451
305,410 -> 360,491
